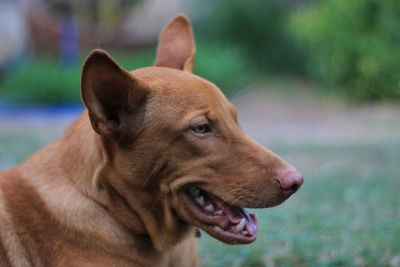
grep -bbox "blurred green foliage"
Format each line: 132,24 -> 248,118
0,58 -> 81,105
195,43 -> 254,96
3,0 -> 400,104
0,43 -> 251,104
191,0 -> 305,74
0,50 -> 155,105
290,0 -> 400,101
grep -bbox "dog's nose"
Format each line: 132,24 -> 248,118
277,170 -> 304,196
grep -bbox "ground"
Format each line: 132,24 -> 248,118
1,79 -> 399,266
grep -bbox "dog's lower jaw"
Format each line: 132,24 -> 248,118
178,187 -> 258,245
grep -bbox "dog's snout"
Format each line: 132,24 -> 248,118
277,170 -> 304,196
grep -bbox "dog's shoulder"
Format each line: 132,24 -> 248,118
0,167 -> 38,239
0,167 -> 25,214
0,167 -> 35,266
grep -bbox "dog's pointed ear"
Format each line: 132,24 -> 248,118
81,49 -> 147,137
154,14 -> 196,72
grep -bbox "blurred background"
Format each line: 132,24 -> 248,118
0,0 -> 399,266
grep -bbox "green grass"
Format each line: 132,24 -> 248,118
0,126 -> 65,169
0,129 -> 399,266
199,142 -> 400,266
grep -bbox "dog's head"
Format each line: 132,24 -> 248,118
81,15 -> 303,248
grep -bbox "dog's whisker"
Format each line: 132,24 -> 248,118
231,86 -> 252,109
219,187 -> 244,206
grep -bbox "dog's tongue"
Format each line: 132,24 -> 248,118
211,195 -> 257,235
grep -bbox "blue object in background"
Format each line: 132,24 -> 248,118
0,102 -> 83,126
59,15 -> 79,66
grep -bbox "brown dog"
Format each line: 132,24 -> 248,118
0,15 -> 303,266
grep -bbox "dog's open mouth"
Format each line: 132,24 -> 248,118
183,186 -> 258,244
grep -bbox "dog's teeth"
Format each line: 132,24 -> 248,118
189,187 -> 200,197
235,218 -> 246,232
241,230 -> 248,235
204,204 -> 215,212
214,210 -> 223,216
195,196 -> 205,206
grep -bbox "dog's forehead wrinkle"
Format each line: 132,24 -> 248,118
129,68 -> 240,132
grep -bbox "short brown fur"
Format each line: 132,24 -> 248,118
0,15 -> 301,266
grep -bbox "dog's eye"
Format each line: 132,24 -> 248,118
192,124 -> 211,135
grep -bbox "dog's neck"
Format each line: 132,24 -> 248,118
49,113 -> 106,202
